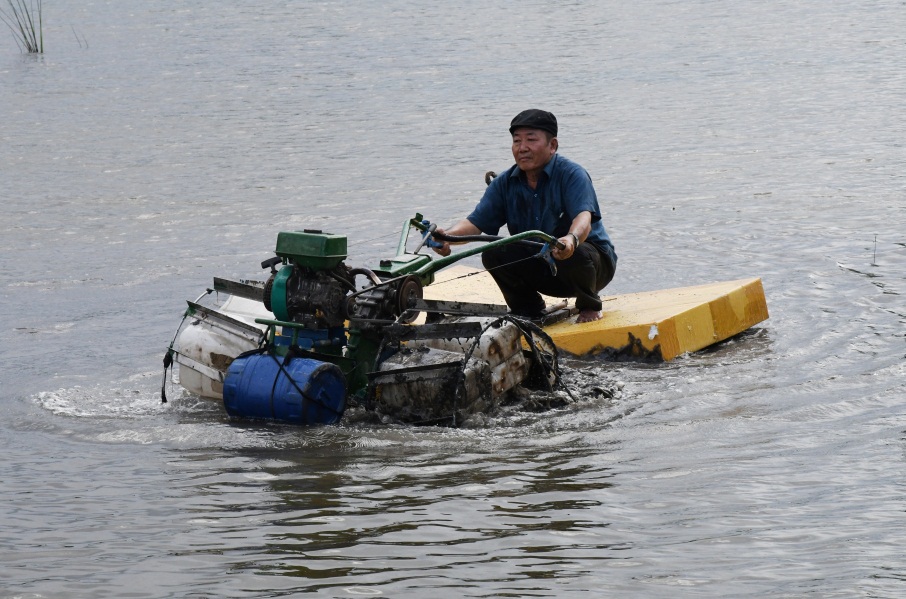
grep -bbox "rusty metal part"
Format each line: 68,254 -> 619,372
382,321 -> 484,342
212,277 -> 266,302
367,360 -> 461,381
369,346 -> 495,425
410,298 -> 508,317
185,301 -> 265,339
395,275 -> 423,323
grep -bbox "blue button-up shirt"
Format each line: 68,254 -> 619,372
467,154 -> 614,251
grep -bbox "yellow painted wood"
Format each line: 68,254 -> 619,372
425,266 -> 769,361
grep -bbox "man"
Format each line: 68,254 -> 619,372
433,109 -> 617,323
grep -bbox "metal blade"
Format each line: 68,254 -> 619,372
186,301 -> 265,340
212,277 -> 265,302
383,321 -> 484,342
368,361 -> 462,382
410,298 -> 508,316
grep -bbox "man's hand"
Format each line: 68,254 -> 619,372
429,219 -> 481,257
552,212 -> 592,261
431,227 -> 452,257
552,234 -> 577,261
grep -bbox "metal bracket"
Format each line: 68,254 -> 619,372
367,361 -> 462,382
538,242 -> 558,276
213,277 -> 266,302
383,321 -> 484,342
186,301 -> 267,342
410,298 -> 508,316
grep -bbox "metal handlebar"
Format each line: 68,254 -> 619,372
407,214 -> 565,278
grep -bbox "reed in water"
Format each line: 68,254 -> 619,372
0,0 -> 43,53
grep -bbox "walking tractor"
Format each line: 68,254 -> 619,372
164,212 -> 770,426
162,214 -> 571,426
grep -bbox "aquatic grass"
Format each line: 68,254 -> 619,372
0,0 -> 43,53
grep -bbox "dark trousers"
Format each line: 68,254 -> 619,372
481,242 -> 617,314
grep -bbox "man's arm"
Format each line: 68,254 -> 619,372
552,211 -> 592,261
431,219 -> 482,257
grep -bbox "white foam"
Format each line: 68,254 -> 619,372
34,385 -> 169,420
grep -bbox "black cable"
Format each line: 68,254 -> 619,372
272,348 -> 346,417
224,346 -> 346,420
445,314 -> 572,426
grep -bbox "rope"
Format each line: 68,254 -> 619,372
160,293 -> 213,403
350,229 -> 402,247
212,343 -> 345,420
507,317 -> 576,402
268,348 -> 346,418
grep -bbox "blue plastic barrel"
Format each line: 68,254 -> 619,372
223,353 -> 346,425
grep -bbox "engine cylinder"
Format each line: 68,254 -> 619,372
223,353 -> 346,425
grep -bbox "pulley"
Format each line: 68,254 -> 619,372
395,275 -> 423,323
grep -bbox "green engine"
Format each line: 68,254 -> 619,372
260,228 -> 429,397
274,230 -> 348,270
264,230 -> 352,328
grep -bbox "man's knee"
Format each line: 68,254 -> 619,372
595,245 -> 617,290
567,244 -> 614,291
481,247 -> 504,270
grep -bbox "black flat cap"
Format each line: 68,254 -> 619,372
509,109 -> 558,137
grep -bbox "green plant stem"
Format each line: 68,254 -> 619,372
1,0 -> 43,53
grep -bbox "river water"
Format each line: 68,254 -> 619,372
1,1 -> 904,597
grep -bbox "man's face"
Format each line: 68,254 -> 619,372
511,128 -> 558,175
